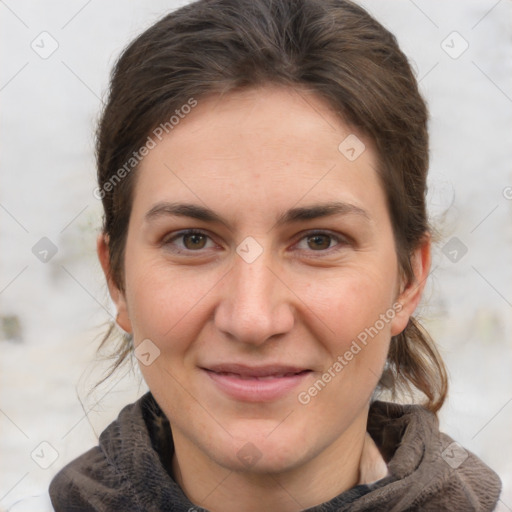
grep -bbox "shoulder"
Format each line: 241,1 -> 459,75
49,444 -> 139,512
363,401 -> 502,511
48,393 -> 157,512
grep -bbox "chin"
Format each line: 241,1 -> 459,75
208,423 -> 313,475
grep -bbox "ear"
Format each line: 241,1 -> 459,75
390,234 -> 431,336
97,233 -> 132,333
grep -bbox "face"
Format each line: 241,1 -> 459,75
100,85 -> 428,475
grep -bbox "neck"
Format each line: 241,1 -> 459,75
171,410 -> 369,512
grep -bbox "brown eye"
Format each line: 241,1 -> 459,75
162,230 -> 215,253
182,233 -> 208,250
294,230 -> 350,256
306,234 -> 333,250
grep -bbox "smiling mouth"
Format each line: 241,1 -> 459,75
208,370 -> 311,380
201,364 -> 313,402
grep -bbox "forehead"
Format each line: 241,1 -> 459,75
156,86 -> 369,164
132,85 -> 385,224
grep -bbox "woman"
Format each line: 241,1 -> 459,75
49,0 -> 502,510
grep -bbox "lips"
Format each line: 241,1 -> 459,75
201,364 -> 312,402
205,363 -> 310,378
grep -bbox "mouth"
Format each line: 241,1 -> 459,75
200,364 -> 313,402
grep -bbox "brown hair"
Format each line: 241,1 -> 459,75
96,0 -> 447,413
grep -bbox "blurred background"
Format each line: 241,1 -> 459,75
1,0 -> 511,510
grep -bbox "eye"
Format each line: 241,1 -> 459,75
162,229 -> 216,253
294,231 -> 349,253
161,229 -> 350,256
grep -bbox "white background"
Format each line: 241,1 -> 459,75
1,0 -> 511,510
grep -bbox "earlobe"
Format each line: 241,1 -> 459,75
390,235 -> 431,337
96,233 -> 132,334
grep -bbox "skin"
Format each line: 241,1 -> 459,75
98,85 -> 430,512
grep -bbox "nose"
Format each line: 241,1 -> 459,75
214,247 -> 295,347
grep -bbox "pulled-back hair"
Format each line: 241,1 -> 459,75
96,0 -> 447,413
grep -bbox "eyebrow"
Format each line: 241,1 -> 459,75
144,201 -> 370,228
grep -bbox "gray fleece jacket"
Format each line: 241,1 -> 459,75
49,393 -> 502,511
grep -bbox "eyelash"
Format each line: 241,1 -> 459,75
161,229 -> 350,257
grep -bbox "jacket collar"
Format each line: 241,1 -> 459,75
53,392 -> 501,511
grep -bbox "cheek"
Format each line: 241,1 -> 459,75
304,266 -> 398,344
298,272 -> 395,415
124,257 -> 215,349
298,264 -> 398,402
